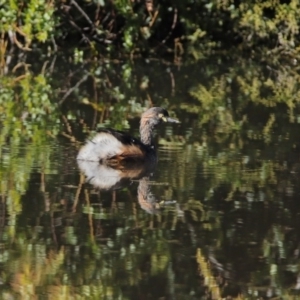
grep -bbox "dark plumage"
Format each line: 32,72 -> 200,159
76,107 -> 179,164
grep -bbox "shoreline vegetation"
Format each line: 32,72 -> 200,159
1,0 -> 300,129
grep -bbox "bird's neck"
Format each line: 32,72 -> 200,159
140,121 -> 155,146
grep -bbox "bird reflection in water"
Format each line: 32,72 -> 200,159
77,107 -> 179,214
77,159 -> 165,214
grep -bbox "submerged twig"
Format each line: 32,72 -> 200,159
168,69 -> 175,96
196,248 -> 222,299
72,174 -> 85,212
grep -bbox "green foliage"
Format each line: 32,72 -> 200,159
1,0 -> 300,58
0,0 -> 55,49
0,72 -> 59,239
0,73 -> 56,132
238,0 -> 300,47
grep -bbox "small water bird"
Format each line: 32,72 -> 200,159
77,107 -> 179,164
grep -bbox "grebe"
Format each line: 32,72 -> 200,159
76,107 -> 179,164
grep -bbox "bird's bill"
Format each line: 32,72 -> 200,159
162,116 -> 180,123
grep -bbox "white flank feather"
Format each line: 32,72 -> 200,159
77,132 -> 124,162
77,160 -> 123,189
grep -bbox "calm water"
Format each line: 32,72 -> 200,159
1,56 -> 300,299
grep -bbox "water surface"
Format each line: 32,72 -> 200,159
1,56 -> 300,299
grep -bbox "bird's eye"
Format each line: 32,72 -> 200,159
158,113 -> 168,122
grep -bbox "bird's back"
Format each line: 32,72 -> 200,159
77,129 -> 154,164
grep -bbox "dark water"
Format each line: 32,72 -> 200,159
2,56 -> 300,299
